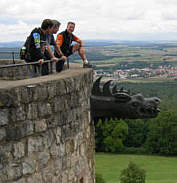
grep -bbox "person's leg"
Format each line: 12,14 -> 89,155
25,61 -> 39,78
54,50 -> 66,72
36,65 -> 41,77
72,44 -> 87,61
56,60 -> 65,72
41,62 -> 49,75
72,44 -> 92,68
40,50 -> 50,75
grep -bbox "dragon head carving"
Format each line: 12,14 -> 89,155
90,77 -> 161,120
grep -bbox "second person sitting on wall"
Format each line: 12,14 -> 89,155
54,21 -> 92,72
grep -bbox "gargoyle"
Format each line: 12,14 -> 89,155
90,77 -> 161,121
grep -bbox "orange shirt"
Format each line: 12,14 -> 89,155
56,34 -> 80,47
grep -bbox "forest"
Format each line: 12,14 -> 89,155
95,80 -> 177,156
95,110 -> 177,155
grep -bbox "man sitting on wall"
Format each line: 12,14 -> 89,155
55,21 -> 92,72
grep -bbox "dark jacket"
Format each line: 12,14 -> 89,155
28,28 -> 46,62
57,30 -> 74,56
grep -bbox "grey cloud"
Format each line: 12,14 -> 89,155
1,0 -> 177,42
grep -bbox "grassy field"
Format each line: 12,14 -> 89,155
95,153 -> 177,183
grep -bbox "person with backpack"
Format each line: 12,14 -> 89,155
55,21 -> 92,72
23,19 -> 54,77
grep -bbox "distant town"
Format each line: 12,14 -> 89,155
94,65 -> 177,80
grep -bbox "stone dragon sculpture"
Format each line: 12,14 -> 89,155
90,77 -> 161,121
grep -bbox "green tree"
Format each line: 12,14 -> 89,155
95,118 -> 128,153
146,110 -> 177,155
124,119 -> 148,147
120,162 -> 146,183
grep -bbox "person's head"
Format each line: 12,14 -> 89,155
66,22 -> 75,34
41,19 -> 54,34
51,20 -> 61,34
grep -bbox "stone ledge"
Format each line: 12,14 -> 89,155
0,63 -> 92,89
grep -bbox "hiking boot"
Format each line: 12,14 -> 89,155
83,62 -> 92,68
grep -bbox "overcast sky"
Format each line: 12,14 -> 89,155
1,0 -> 177,42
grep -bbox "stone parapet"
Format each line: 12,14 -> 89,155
0,64 -> 94,183
0,59 -> 32,80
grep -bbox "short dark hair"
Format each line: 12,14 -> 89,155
67,21 -> 75,27
41,19 -> 54,30
52,20 -> 61,28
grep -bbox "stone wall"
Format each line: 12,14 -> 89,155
0,59 -> 32,80
0,66 -> 94,183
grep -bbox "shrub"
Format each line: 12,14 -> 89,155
95,173 -> 106,183
120,161 -> 146,183
123,147 -> 147,154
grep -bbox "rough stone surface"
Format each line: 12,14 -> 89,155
22,158 -> 36,175
0,65 -> 94,182
0,128 -> 6,141
0,109 -> 8,126
0,59 -> 31,80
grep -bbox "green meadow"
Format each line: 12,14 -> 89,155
95,153 -> 177,183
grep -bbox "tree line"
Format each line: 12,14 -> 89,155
95,110 -> 177,155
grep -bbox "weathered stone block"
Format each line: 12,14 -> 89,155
50,143 -> 60,158
34,119 -> 47,132
22,158 -> 36,175
38,102 -> 52,118
13,141 -> 25,159
6,126 -> 22,141
13,178 -> 26,183
47,83 -> 57,99
53,158 -> 62,173
46,115 -> 59,129
54,127 -> 61,144
37,151 -> 50,169
33,85 -> 48,101
28,136 -> 43,153
0,109 -> 8,126
0,144 -> 13,165
55,79 -> 67,96
20,87 -> 33,104
26,173 -> 43,183
61,171 -> 68,183
26,103 -> 38,120
0,128 -> 6,141
7,163 -> 22,181
0,169 -> 8,183
23,120 -> 34,136
52,96 -> 66,112
42,130 -> 54,150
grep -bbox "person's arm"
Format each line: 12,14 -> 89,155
73,35 -> 84,47
54,44 -> 67,61
46,44 -> 54,57
46,44 -> 58,62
